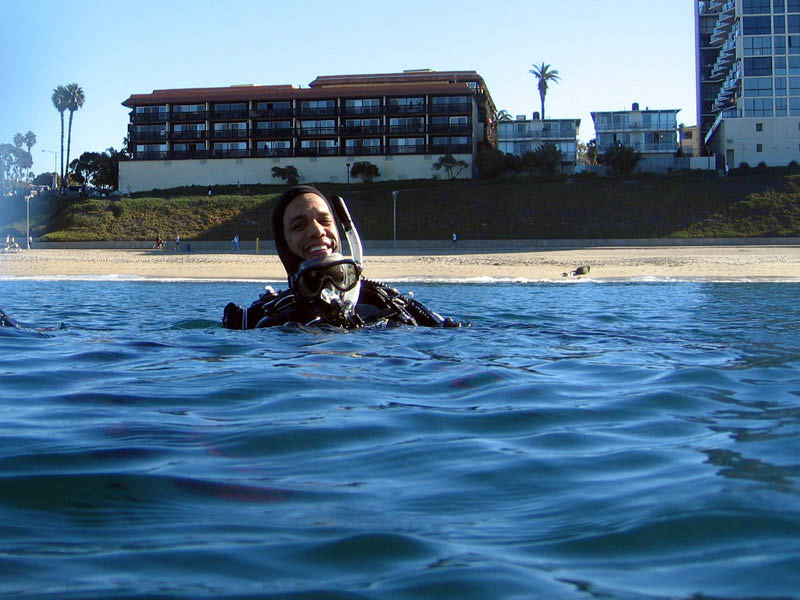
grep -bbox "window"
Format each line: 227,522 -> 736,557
344,98 -> 380,114
777,56 -> 788,74
388,137 -> 424,153
743,16 -> 771,35
745,77 -> 774,95
745,98 -> 774,116
255,101 -> 291,116
790,0 -> 800,10
213,103 -> 246,113
776,16 -> 787,34
757,144 -> 763,152
776,97 -> 788,114
255,120 -> 291,131
744,0 -> 771,12
791,97 -> 800,115
300,119 -> 335,134
173,104 -> 205,113
790,76 -> 800,93
744,57 -> 773,75
776,76 -> 788,94
790,35 -> 800,53
775,0 -> 785,12
775,35 -> 787,54
756,122 -> 764,131
389,117 -> 424,132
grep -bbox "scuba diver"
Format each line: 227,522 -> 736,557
0,307 -> 20,328
222,185 -> 465,330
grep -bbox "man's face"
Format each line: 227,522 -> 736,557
283,193 -> 339,261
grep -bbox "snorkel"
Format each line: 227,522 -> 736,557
279,189 -> 364,326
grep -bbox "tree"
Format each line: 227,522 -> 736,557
12,133 -> 24,148
600,143 -> 642,176
350,161 -> 380,183
64,83 -> 85,184
532,142 -> 562,176
476,146 -> 505,179
496,109 -> 513,122
52,85 -> 70,184
0,143 -> 33,194
271,165 -> 299,186
529,62 -> 560,119
23,131 -> 36,155
432,154 -> 468,180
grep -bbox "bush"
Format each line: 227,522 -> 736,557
739,162 -> 750,170
350,161 -> 380,183
757,161 -> 768,169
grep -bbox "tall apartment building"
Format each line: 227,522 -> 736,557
120,70 -> 495,192
496,114 -> 581,171
696,0 -> 800,168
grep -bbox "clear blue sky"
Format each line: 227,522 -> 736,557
0,0 -> 697,176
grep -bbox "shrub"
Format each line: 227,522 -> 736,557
271,165 -> 299,186
350,161 -> 380,183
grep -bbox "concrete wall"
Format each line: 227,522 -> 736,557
119,153 -> 473,193
712,117 -> 800,169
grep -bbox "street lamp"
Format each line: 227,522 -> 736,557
42,149 -> 57,189
346,162 -> 351,185
25,190 -> 36,250
392,190 -> 398,248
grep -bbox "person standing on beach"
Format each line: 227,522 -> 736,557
175,234 -> 181,250
452,232 -> 458,248
232,234 -> 240,250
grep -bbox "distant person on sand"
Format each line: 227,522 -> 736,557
232,234 -> 240,250
452,232 -> 458,248
175,234 -> 181,250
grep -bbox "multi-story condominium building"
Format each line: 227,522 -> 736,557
679,124 -> 702,156
591,104 -> 680,157
496,114 -> 581,171
120,70 -> 496,192
696,0 -> 800,168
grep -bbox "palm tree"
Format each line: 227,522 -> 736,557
64,83 -> 85,185
528,62 -> 561,120
12,133 -> 24,148
496,109 -> 513,122
51,85 -> 70,183
23,131 -> 36,155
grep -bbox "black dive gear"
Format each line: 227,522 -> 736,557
0,307 -> 20,328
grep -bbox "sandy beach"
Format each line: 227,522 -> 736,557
2,245 -> 800,281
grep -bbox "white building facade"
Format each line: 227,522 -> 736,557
496,115 -> 580,170
696,0 -> 800,168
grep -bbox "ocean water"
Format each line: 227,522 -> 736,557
0,277 -> 799,599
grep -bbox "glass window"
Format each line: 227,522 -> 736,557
776,97 -> 788,115
745,77 -> 774,96
776,35 -> 787,53
743,16 -> 772,35
744,0 -> 771,12
790,97 -> 800,115
745,36 -> 773,54
776,76 -> 788,94
775,0 -> 785,12
744,57 -> 773,75
790,76 -> 800,93
745,98 -> 774,116
789,0 -> 800,10
777,56 -> 789,74
790,35 -> 800,52
789,15 -> 800,32
775,16 -> 786,34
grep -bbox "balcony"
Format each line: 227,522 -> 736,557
132,112 -> 168,123
343,145 -> 384,155
170,129 -> 207,140
429,123 -> 472,133
430,102 -> 472,114
342,105 -> 382,116
429,143 -> 472,154
252,127 -> 292,139
131,131 -> 167,142
253,146 -> 292,157
250,108 -> 293,118
297,146 -> 339,156
388,124 -> 425,134
298,106 -> 338,117
171,149 -> 209,160
340,125 -> 384,135
386,103 -> 425,115
211,109 -> 249,120
297,126 -> 337,137
171,110 -> 208,121
212,129 -> 249,139
133,150 -> 169,160
212,148 -> 250,158
387,144 -> 424,154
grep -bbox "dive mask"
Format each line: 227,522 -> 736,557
289,253 -> 363,323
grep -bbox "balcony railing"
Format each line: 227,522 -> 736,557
429,123 -> 472,133
250,108 -> 293,118
133,151 -> 169,160
340,125 -> 384,135
170,130 -> 207,140
388,125 -> 425,134
298,106 -> 338,117
212,148 -> 250,158
386,103 -> 425,114
430,102 -> 472,114
297,126 -> 337,136
343,145 -> 384,155
131,131 -> 167,142
252,127 -> 293,139
297,146 -> 339,156
132,112 -> 168,123
387,144 -> 425,154
211,109 -> 249,120
171,150 -> 209,159
171,111 -> 208,121
342,105 -> 382,116
429,143 -> 472,154
253,147 -> 292,157
212,129 -> 249,139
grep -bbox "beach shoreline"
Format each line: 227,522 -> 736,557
2,246 -> 800,281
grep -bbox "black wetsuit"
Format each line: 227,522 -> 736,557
0,308 -> 20,328
222,279 -> 464,330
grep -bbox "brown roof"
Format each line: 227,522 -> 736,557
309,70 -> 485,87
122,81 -> 477,108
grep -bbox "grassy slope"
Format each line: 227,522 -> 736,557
3,169 -> 799,242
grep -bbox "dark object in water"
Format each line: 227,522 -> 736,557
0,307 -> 20,328
562,265 -> 591,277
